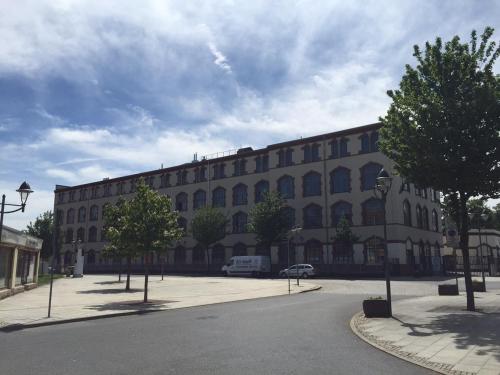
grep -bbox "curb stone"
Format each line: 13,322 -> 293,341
1,284 -> 321,332
350,312 -> 476,375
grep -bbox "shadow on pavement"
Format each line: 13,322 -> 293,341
94,281 -> 125,285
85,299 -> 176,312
78,288 -> 142,294
393,312 -> 500,361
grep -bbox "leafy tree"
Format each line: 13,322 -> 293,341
380,27 -> 500,311
103,198 -> 138,290
104,180 -> 182,301
25,211 -> 54,260
191,206 -> 228,272
247,192 -> 292,250
332,216 -> 360,245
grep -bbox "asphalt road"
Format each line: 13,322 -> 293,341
0,290 -> 432,375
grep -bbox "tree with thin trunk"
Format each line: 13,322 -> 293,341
191,206 -> 228,272
103,198 -> 137,290
247,192 -> 293,252
380,27 -> 500,311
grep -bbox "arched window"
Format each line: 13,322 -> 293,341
232,243 -> 247,256
233,183 -> 248,206
77,227 -> 85,242
362,198 -> 384,225
422,207 -> 429,230
193,189 -> 206,210
330,167 -> 350,193
277,175 -> 294,199
282,206 -> 296,229
174,246 -> 186,264
66,208 -> 75,224
65,228 -> 74,243
331,201 -> 352,226
254,180 -> 269,203
416,205 -> 423,228
359,134 -> 370,153
177,217 -> 187,235
305,239 -> 323,264
89,205 -> 98,221
232,212 -> 248,233
212,187 -> 226,207
360,163 -> 383,191
78,207 -> 86,223
303,171 -> 321,197
303,204 -> 322,228
212,244 -> 226,264
176,192 -> 188,211
192,244 -> 205,264
370,131 -> 379,152
278,243 -> 296,266
56,209 -> 64,225
403,200 -> 412,226
432,209 -> 439,232
255,244 -> 271,257
86,249 -> 96,264
88,226 -> 97,242
365,237 -> 384,264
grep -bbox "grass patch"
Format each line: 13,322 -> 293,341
37,274 -> 64,286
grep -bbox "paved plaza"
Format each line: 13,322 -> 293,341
0,274 -> 318,328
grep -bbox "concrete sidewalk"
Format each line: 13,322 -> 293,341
0,275 -> 319,328
351,289 -> 500,375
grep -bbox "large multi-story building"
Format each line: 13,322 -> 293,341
53,122 -> 443,276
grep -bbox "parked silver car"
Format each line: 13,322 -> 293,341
279,264 -> 316,278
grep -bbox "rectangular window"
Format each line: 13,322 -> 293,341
330,140 -> 338,159
303,145 -> 312,163
69,191 -> 76,202
79,189 -> 87,201
103,184 -> 111,197
285,149 -> 293,166
312,144 -> 320,161
160,174 -> 170,188
57,192 -> 65,204
233,159 -> 247,176
213,164 -> 225,179
255,155 -> 268,173
340,138 -> 349,157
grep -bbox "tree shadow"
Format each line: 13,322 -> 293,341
85,299 -> 177,312
94,281 -> 125,285
77,288 -> 142,294
393,312 -> 500,360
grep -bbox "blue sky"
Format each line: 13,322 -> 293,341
1,0 -> 499,229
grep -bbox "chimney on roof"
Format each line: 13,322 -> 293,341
192,152 -> 198,163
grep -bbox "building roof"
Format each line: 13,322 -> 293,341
54,122 -> 382,193
0,225 -> 43,250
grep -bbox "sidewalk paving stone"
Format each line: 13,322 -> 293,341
351,287 -> 500,375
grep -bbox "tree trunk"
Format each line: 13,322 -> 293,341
459,192 -> 475,311
206,246 -> 210,274
118,258 -> 122,282
125,255 -> 131,291
144,254 -> 149,303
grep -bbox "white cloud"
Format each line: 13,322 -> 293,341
208,42 -> 232,73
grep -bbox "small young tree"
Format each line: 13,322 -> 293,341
191,206 -> 228,272
247,192 -> 292,250
103,198 -> 137,290
332,216 -> 359,260
380,27 -> 500,311
125,179 -> 182,302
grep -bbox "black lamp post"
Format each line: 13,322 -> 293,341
287,225 -> 302,293
374,169 -> 393,317
0,182 -> 33,242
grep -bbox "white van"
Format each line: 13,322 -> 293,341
221,256 -> 271,277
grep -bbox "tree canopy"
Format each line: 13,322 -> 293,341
25,210 -> 54,259
103,180 -> 182,301
191,206 -> 228,271
247,192 -> 293,249
380,27 -> 500,311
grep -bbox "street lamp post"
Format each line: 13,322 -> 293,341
374,169 -> 393,317
0,182 -> 33,242
287,225 -> 303,294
